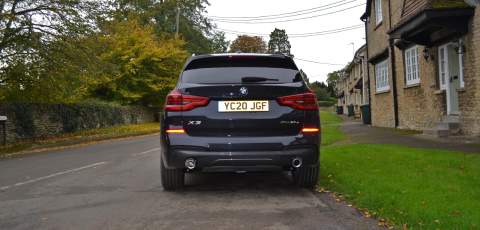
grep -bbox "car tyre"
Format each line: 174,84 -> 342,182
293,164 -> 319,188
161,157 -> 184,191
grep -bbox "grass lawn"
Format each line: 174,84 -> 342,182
0,122 -> 159,158
319,110 -> 480,229
320,109 -> 345,146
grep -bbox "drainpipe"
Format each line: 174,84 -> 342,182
389,39 -> 399,127
388,0 -> 399,127
362,18 -> 372,110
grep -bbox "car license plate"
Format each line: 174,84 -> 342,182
218,101 -> 269,112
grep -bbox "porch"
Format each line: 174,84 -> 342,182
388,2 -> 476,137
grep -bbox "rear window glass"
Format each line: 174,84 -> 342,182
181,56 -> 302,84
184,56 -> 298,70
181,68 -> 303,84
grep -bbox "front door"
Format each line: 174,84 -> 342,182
438,43 -> 463,115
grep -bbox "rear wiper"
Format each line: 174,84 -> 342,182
241,76 -> 279,83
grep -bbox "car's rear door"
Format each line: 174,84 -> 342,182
172,55 -> 317,151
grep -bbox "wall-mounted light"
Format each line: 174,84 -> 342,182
355,55 -> 365,64
455,39 -> 466,55
423,47 -> 431,61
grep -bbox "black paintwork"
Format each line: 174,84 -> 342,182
161,54 -> 320,172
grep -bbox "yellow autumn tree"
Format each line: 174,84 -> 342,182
230,35 -> 267,53
90,19 -> 188,107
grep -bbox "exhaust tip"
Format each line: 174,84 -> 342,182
292,157 -> 302,168
185,158 -> 196,170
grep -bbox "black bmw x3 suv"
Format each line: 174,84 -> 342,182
160,53 -> 320,190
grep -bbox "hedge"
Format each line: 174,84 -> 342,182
318,100 -> 336,107
0,102 -> 155,143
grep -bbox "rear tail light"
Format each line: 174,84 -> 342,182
277,92 -> 318,110
165,90 -> 209,111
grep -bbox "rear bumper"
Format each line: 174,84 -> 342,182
162,146 -> 319,172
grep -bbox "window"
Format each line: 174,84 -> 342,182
182,56 -> 302,84
375,0 -> 383,25
404,46 -> 420,86
185,56 -> 297,70
375,59 -> 389,92
459,46 -> 465,88
182,68 -> 301,84
438,46 -> 447,90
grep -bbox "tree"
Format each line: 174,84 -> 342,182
0,0 -> 105,103
110,0 -> 226,55
0,0 -> 103,62
90,19 -> 188,107
0,0 -> 226,104
0,32 -> 105,103
300,69 -> 309,84
229,35 -> 267,53
326,70 -> 342,97
309,81 -> 332,101
268,28 -> 291,56
210,32 -> 230,53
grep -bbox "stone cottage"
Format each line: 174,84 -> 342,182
361,0 -> 480,137
336,45 -> 369,119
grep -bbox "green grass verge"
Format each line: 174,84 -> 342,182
320,109 -> 345,146
320,144 -> 480,229
0,122 -> 160,157
318,110 -> 480,229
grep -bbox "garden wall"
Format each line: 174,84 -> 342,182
0,103 -> 155,144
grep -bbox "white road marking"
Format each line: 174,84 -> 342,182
0,162 -> 108,191
131,148 -> 160,157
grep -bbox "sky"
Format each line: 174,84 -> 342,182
206,0 -> 367,83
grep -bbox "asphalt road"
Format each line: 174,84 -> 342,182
0,135 -> 381,230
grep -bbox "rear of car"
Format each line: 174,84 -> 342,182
160,54 -> 320,190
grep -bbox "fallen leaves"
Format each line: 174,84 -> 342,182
449,210 -> 462,217
316,187 -> 397,229
316,187 -> 329,193
377,218 -> 386,226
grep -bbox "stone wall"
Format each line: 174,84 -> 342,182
366,0 -> 396,128
0,103 -> 155,143
461,7 -> 480,136
366,0 -> 480,136
394,7 -> 479,136
395,45 -> 446,131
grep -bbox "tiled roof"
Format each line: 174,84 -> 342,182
362,0 -> 470,21
402,0 -> 430,18
390,0 -> 471,34
403,0 -> 470,17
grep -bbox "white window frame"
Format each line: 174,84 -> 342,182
404,46 -> 420,86
375,0 -> 383,25
438,45 -> 447,90
438,41 -> 465,90
375,59 -> 389,92
458,40 -> 465,88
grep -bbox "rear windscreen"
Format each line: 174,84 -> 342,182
184,56 -> 298,70
182,56 -> 302,84
181,68 -> 302,84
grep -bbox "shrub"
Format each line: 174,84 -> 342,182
0,102 -> 154,143
318,100 -> 336,107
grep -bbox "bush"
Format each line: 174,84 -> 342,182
318,100 -> 336,107
0,102 -> 154,143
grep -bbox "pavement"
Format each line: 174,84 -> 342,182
0,134 -> 381,230
340,118 -> 480,153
